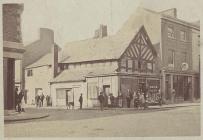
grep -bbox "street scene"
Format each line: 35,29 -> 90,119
2,0 -> 201,138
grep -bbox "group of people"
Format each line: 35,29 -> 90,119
35,93 -> 45,107
15,87 -> 25,113
97,88 -> 162,111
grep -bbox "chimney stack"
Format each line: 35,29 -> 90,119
94,24 -> 108,39
40,28 -> 54,42
160,8 -> 177,18
42,28 -> 58,78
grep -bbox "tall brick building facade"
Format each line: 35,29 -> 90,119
160,15 -> 200,103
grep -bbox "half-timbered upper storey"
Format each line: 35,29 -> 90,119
119,26 -> 157,74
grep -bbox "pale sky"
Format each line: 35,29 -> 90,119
2,0 -> 202,47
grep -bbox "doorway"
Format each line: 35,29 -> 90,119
66,90 -> 74,105
103,85 -> 110,106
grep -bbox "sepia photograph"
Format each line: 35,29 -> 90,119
1,0 -> 201,138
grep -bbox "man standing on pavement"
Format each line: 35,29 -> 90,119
171,88 -> 176,104
98,92 -> 105,111
79,94 -> 83,109
40,93 -> 45,107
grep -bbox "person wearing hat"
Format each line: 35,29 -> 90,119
79,94 -> 83,109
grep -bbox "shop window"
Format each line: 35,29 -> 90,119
167,26 -> 175,39
88,83 -> 98,99
27,69 -> 33,77
180,30 -> 186,41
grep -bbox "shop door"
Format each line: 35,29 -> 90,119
66,90 -> 74,105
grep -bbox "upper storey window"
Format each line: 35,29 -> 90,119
180,30 -> 186,41
27,69 -> 33,77
167,26 -> 175,39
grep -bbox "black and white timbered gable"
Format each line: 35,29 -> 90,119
119,25 -> 157,73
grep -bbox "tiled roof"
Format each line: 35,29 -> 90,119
26,50 -> 62,69
50,66 -> 118,83
61,31 -> 138,63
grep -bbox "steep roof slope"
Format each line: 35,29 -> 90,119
26,47 -> 62,69
61,29 -> 139,63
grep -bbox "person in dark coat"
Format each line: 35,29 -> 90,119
46,95 -> 49,106
40,93 -> 45,107
79,94 -> 83,109
15,87 -> 18,111
126,89 -> 132,108
36,95 -> 40,108
110,94 -> 115,107
98,92 -> 105,111
17,90 -> 24,113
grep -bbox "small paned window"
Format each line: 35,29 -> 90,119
27,69 -> 33,77
168,50 -> 175,67
180,30 -> 186,41
168,26 -> 175,38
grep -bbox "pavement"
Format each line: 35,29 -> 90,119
4,102 -> 200,122
4,112 -> 49,122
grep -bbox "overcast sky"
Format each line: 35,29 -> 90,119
2,0 -> 202,47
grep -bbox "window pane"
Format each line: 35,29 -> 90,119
168,50 -> 174,66
134,60 -> 138,70
168,26 -> 175,38
180,31 -> 186,41
120,59 -> 126,67
147,63 -> 152,70
128,59 -> 133,68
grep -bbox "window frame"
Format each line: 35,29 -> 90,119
27,69 -> 33,77
180,30 -> 187,41
167,26 -> 175,39
168,49 -> 175,67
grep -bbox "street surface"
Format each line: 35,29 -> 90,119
4,106 -> 200,137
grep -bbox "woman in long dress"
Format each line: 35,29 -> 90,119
21,91 -> 26,112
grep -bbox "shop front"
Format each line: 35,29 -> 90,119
163,71 -> 199,103
119,74 -> 160,107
